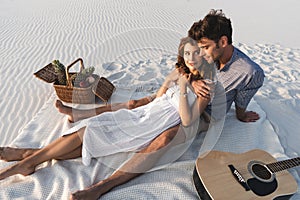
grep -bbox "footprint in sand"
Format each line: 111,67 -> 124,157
102,62 -> 124,71
138,71 -> 157,81
107,71 -> 127,80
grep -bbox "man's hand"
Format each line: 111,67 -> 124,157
236,106 -> 260,122
239,111 -> 260,122
191,79 -> 211,98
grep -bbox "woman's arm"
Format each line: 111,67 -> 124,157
179,75 -> 210,127
156,69 -> 180,98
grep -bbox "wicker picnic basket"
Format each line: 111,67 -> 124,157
34,58 -> 115,104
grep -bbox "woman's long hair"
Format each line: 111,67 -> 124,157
176,37 -> 216,82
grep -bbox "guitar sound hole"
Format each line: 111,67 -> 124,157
252,164 -> 271,180
248,160 -> 275,183
247,160 -> 280,197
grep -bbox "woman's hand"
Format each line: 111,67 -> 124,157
157,69 -> 181,98
178,73 -> 191,89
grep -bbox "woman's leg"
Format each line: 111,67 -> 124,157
56,146 -> 82,160
0,147 -> 38,162
56,95 -> 153,122
0,128 -> 84,180
56,100 -> 112,123
70,125 -> 181,200
0,145 -> 82,162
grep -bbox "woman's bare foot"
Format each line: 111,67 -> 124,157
0,147 -> 37,162
70,186 -> 103,200
55,100 -> 75,122
0,161 -> 35,180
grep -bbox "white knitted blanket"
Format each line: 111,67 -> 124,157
0,89 -> 299,200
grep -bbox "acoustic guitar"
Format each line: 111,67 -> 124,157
193,149 -> 299,200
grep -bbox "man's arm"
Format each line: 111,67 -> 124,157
234,68 -> 264,123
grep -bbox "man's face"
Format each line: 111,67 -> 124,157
197,38 -> 223,63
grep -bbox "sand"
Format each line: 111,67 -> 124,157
0,0 -> 299,199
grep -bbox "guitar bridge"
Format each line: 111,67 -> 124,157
228,165 -> 251,191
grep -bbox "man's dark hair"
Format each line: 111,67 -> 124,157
188,9 -> 233,44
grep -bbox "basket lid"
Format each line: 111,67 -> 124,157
92,77 -> 115,102
34,63 -> 57,83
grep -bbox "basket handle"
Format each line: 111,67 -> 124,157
65,58 -> 85,87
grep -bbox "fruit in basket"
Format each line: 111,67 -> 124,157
79,80 -> 89,88
86,76 -> 95,84
70,66 -> 95,87
52,60 -> 67,85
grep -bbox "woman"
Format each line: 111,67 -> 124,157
0,37 -> 213,199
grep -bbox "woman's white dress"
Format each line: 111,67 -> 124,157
62,84 -> 196,165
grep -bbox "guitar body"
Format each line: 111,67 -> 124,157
193,149 -> 298,200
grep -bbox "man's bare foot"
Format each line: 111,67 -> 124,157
0,161 -> 35,180
0,147 -> 37,162
70,187 -> 102,200
55,100 -> 75,123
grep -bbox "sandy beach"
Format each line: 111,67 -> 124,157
0,0 -> 299,199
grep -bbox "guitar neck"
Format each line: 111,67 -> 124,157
267,157 -> 300,172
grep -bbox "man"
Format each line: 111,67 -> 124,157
64,9 -> 265,199
188,9 -> 265,122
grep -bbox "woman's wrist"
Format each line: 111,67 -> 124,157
179,79 -> 188,93
180,84 -> 188,97
180,92 -> 188,97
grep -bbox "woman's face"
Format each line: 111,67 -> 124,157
183,43 -> 202,75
